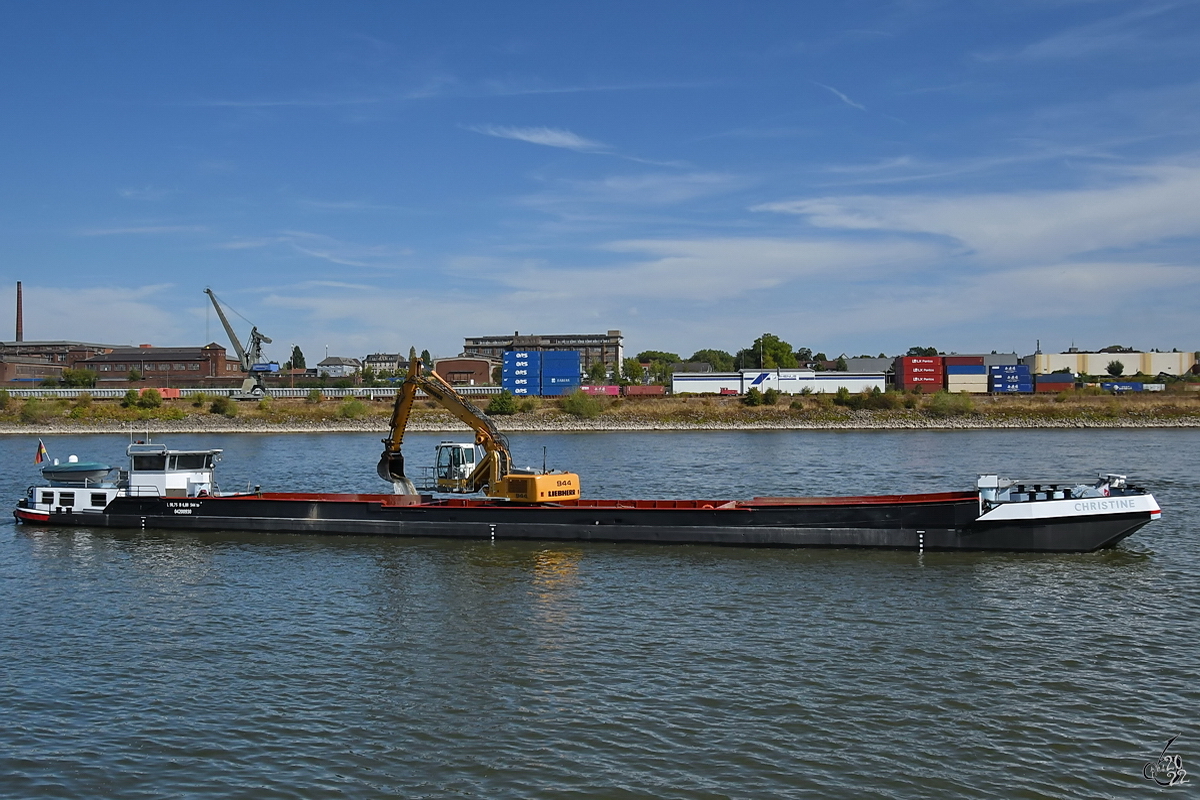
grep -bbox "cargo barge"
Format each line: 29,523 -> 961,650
14,442 -> 1161,552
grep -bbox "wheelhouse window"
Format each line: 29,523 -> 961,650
58,492 -> 75,507
170,454 -> 212,470
40,491 -> 54,505
132,455 -> 167,471
91,493 -> 107,507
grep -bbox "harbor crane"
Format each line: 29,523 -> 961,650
204,288 -> 278,397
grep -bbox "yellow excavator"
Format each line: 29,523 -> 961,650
376,359 -> 581,503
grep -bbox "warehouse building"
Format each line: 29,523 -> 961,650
673,369 -> 886,395
1026,349 -> 1197,376
77,343 -> 239,382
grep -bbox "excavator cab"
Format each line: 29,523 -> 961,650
434,442 -> 478,492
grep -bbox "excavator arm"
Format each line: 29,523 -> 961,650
378,359 -> 512,492
377,358 -> 579,503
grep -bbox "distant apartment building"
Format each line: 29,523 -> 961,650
363,353 -> 407,373
317,356 -> 362,378
463,330 -> 623,372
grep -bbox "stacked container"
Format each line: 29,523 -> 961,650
894,356 -> 944,393
989,364 -> 1032,393
539,351 -> 582,397
1035,373 -> 1075,393
501,350 -> 541,396
943,356 -> 987,393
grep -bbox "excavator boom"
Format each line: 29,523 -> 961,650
377,358 -> 580,503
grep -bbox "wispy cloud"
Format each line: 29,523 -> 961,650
980,4 -> 1181,62
216,231 -> 413,269
466,124 -> 609,152
753,162 -> 1200,262
813,82 -> 866,111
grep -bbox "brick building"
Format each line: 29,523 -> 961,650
76,343 -> 240,383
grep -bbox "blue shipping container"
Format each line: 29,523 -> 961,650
509,385 -> 539,396
1036,373 -> 1075,383
544,375 -> 581,386
990,384 -> 1033,393
946,365 -> 987,375
539,385 -> 580,397
502,375 -> 537,388
989,364 -> 1030,374
541,350 -> 580,360
503,351 -> 541,365
1101,382 -> 1143,392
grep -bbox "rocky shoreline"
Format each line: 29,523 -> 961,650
4,413 -> 1200,435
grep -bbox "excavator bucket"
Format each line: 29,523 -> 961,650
377,450 -> 418,495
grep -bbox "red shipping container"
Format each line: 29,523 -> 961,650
895,382 -> 942,394
622,385 -> 666,396
1035,382 -> 1073,393
943,356 -> 986,366
580,385 -> 620,395
896,356 -> 943,366
143,387 -> 181,399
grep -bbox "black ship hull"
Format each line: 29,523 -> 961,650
15,491 -> 1155,553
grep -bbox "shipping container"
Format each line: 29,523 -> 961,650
539,385 -> 579,397
1035,383 -> 1073,393
540,350 -> 580,361
509,385 -> 539,396
1036,373 -> 1075,383
580,385 -> 620,396
503,350 -> 542,365
1101,382 -> 1144,392
945,364 -> 987,375
943,356 -> 986,366
989,364 -> 1030,374
623,385 -> 667,397
543,375 -> 581,386
990,384 -> 1033,393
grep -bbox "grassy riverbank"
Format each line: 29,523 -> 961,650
2,389 -> 1199,433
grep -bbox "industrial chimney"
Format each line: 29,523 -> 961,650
15,281 -> 22,342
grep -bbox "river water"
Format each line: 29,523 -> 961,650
1,429 -> 1197,798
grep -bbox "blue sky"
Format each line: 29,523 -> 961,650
2,1 -> 1198,363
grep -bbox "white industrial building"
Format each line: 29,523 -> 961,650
673,369 -> 886,395
1026,350 -> 1196,376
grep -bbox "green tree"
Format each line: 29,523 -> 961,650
290,345 -> 306,370
420,349 -> 432,375
1106,360 -> 1125,377
636,350 -> 680,364
835,356 -> 848,371
560,389 -> 603,419
907,346 -> 939,357
60,368 -> 98,387
137,388 -> 163,409
688,349 -> 735,371
127,368 -> 142,382
794,347 -> 813,363
587,361 -> 609,384
742,387 -> 763,406
486,390 -> 518,415
0,389 -> 9,410
121,388 -> 140,408
621,358 -> 645,384
735,334 -> 798,369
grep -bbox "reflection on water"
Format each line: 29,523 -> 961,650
1,429 -> 1198,799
